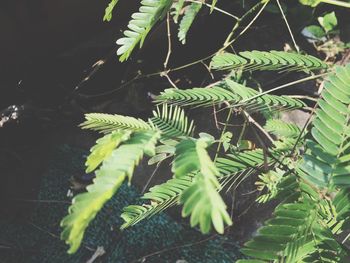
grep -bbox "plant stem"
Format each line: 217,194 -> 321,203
321,0 -> 350,8
215,108 -> 233,161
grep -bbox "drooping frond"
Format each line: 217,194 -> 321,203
172,136 -> 219,178
211,50 -> 328,73
298,64 -> 350,188
103,0 -> 119,22
178,3 -> 202,44
116,0 -> 173,61
264,119 -> 301,138
180,174 -> 232,234
237,200 -> 347,262
85,130 -> 132,173
121,175 -> 194,229
156,79 -> 305,112
171,0 -> 186,23
60,131 -> 160,254
173,136 -> 232,233
80,113 -> 154,133
149,104 -> 195,137
122,149 -> 271,229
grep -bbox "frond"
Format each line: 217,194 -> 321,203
121,149 -> 272,230
298,64 -> 350,188
103,0 -> 119,22
173,136 -> 232,233
238,200 -> 347,262
178,2 -> 202,44
216,149 -> 267,177
333,189 -> 350,222
121,175 -> 194,229
156,79 -> 305,113
85,130 -> 132,173
171,0 -> 186,23
116,0 -> 173,61
264,119 -> 301,138
172,136 -> 219,179
80,113 -> 154,133
211,50 -> 328,73
180,174 -> 232,234
149,103 -> 195,137
60,131 -> 160,254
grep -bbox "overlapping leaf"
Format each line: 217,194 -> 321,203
211,50 -> 328,73
116,0 -> 173,61
298,64 -> 350,187
156,79 -> 305,112
61,131 -> 160,253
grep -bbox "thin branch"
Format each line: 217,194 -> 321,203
276,0 -> 299,52
186,0 -> 239,20
243,111 -> 274,143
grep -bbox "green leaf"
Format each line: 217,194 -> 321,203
178,3 -> 202,44
299,0 -> 321,7
318,12 -> 338,32
180,175 -> 232,234
61,131 -> 160,254
303,25 -> 327,39
172,137 -> 219,180
80,113 -> 154,134
103,0 -> 119,22
149,104 -> 195,138
85,130 -> 132,173
116,0 -> 173,61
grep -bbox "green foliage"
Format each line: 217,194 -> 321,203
150,104 -> 195,137
121,175 -> 194,229
180,174 -> 232,234
318,12 -> 338,33
103,0 -> 119,22
61,131 -> 160,253
80,113 -> 154,133
156,78 -> 306,112
298,64 -> 350,188
264,119 -> 301,138
178,3 -> 202,44
238,199 -> 347,262
62,1 -> 350,259
85,130 -> 131,173
211,50 -> 328,73
116,0 -> 173,61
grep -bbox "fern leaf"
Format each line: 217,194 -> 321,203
149,103 -> 195,137
264,119 -> 301,138
121,175 -> 194,229
178,3 -> 202,44
103,0 -> 119,22
298,64 -> 350,188
156,79 -> 305,112
180,174 -> 232,234
80,113 -> 154,133
211,50 -> 328,72
116,0 -> 173,61
216,149 -> 267,177
240,200 -> 346,262
121,149 -> 269,229
172,0 -> 186,23
173,136 -> 232,233
85,130 -> 132,173
172,137 -> 219,179
60,131 -> 160,254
